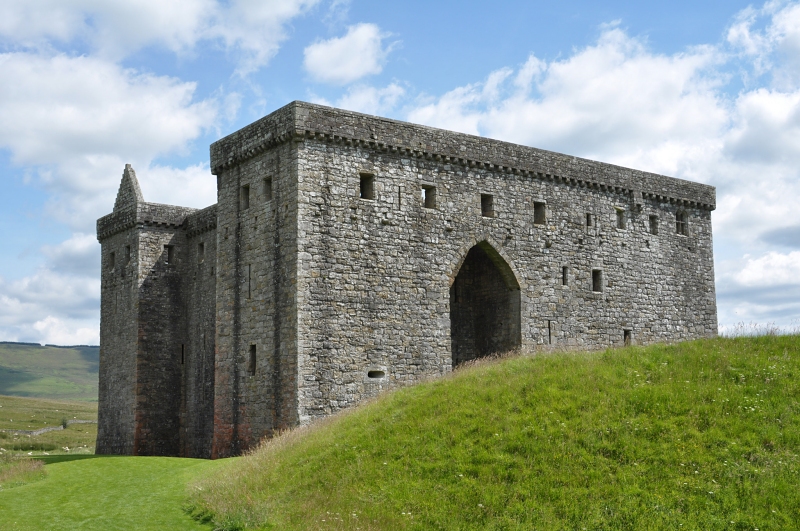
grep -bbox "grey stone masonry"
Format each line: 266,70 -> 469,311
97,101 -> 717,458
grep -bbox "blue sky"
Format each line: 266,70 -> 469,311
1,0 -> 799,344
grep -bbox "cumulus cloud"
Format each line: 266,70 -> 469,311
0,52 -> 218,230
0,0 -> 319,73
403,7 -> 800,330
304,23 -> 393,85
313,82 -> 406,115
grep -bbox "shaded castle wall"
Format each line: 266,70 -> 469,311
97,199 -> 217,457
182,205 -> 218,458
97,227 -> 139,455
211,110 -> 300,457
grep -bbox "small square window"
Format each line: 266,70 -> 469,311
534,202 -> 546,225
592,269 -> 603,293
649,215 -> 659,235
422,185 -> 436,209
263,177 -> 273,201
165,245 -> 174,265
481,194 -> 494,217
241,184 -> 250,210
360,173 -> 375,200
616,209 -> 626,230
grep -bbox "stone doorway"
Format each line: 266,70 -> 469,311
449,242 -> 521,367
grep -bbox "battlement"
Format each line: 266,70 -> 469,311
210,101 -> 715,210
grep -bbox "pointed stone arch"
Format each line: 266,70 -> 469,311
449,240 -> 522,367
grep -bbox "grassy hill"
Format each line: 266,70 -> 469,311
0,342 -> 98,402
188,335 -> 800,530
0,395 -> 97,455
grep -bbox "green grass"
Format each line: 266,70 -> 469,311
189,335 -> 800,530
0,343 -> 98,402
0,455 -> 223,530
0,395 -> 98,456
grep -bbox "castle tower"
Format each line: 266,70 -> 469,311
96,165 -> 214,456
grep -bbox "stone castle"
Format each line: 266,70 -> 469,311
96,101 -> 717,458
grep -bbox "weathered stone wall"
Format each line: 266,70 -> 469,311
211,141 -> 300,458
96,226 -> 139,455
97,173 -> 216,456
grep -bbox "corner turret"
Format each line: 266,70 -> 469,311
113,164 -> 144,211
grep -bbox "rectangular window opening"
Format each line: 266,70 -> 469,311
592,269 -> 603,293
109,252 -> 115,270
624,330 -> 632,347
422,185 -> 436,209
247,264 -> 252,299
360,173 -> 375,200
164,245 -> 174,265
198,242 -> 205,263
181,344 -> 185,365
548,320 -> 552,345
649,215 -> 659,235
562,266 -> 569,286
248,345 -> 256,376
241,184 -> 250,210
481,194 -> 494,218
263,177 -> 273,201
533,201 -> 546,225
586,213 -> 593,227
616,209 -> 626,230
124,245 -> 131,265
676,211 -> 688,235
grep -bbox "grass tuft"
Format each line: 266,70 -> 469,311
189,335 -> 800,530
0,453 -> 46,489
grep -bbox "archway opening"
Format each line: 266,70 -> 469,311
449,243 -> 521,367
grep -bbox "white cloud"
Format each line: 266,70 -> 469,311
0,52 -> 218,230
329,83 -> 405,115
0,0 -> 318,73
304,23 -> 392,85
734,251 -> 800,286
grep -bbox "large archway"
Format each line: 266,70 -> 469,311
449,242 -> 521,367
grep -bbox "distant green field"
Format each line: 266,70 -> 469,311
0,342 -> 98,402
0,395 -> 97,456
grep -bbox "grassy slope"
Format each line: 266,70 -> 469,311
190,336 -> 800,530
0,456 -> 223,531
0,395 -> 98,455
0,343 -> 98,402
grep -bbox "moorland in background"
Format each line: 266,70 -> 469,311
0,342 -> 98,402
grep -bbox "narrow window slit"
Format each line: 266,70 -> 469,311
241,184 -> 250,210
248,345 -> 256,376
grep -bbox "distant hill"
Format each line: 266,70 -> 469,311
0,342 -> 98,402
